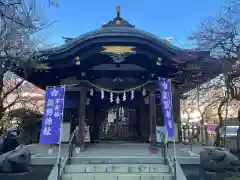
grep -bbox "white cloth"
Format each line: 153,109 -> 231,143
156,126 -> 168,143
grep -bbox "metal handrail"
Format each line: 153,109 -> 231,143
158,132 -> 176,180
165,143 -> 177,180
57,128 -> 78,180
159,133 -> 167,163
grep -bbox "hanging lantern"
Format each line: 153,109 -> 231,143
123,92 -> 126,101
116,96 -> 120,104
142,88 -> 146,96
90,88 -> 94,96
101,90 -> 104,99
131,90 -> 134,99
110,92 -> 113,103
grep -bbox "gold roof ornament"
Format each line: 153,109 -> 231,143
35,63 -> 51,70
101,46 -> 136,54
101,46 -> 136,63
116,20 -> 121,25
156,57 -> 162,66
102,5 -> 135,28
116,5 -> 120,18
115,6 -> 121,24
75,56 -> 81,65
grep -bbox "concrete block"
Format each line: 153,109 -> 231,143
141,176 -> 155,180
91,159 -> 110,164
63,174 -> 94,180
141,175 -> 172,180
118,175 -> 140,180
62,176 -> 72,180
149,165 -> 169,173
162,175 -> 173,180
95,165 -> 107,172
94,175 -> 118,180
151,176 -> 165,180
65,165 -> 86,173
85,165 -> 96,173
130,165 -> 149,173
107,165 -> 129,173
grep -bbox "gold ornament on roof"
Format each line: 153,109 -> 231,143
101,46 -> 136,63
116,20 -> 121,24
35,63 -> 51,70
115,46 -> 121,53
156,57 -> 162,66
116,5 -> 120,17
75,56 -> 81,65
101,46 -> 136,55
115,5 -> 121,24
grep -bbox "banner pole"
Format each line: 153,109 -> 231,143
57,85 -> 65,180
170,79 -> 177,179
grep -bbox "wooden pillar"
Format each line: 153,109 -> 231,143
135,107 -> 141,140
172,84 -> 181,141
149,91 -> 157,148
78,87 -> 86,151
93,108 -> 101,142
87,104 -> 94,143
140,98 -> 149,142
115,106 -> 120,137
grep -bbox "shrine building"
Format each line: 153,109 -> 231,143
20,6 -> 226,149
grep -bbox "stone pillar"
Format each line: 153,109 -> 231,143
78,87 -> 86,151
149,91 -> 157,150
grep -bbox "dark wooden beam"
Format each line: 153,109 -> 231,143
78,87 -> 86,151
147,82 -> 157,151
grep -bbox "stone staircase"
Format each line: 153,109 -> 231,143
61,157 -> 174,180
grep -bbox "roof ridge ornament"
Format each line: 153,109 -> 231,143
116,5 -> 120,18
102,6 -> 135,28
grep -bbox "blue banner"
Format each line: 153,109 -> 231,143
40,86 -> 65,144
157,78 -> 174,137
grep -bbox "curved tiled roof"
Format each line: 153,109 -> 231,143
40,14 -> 186,55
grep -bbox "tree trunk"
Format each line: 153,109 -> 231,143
237,109 -> 240,153
215,98 -> 227,146
0,74 -> 4,130
200,115 -> 204,144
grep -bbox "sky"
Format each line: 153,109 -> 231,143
38,0 -> 225,48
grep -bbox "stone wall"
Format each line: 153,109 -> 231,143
0,165 -> 53,180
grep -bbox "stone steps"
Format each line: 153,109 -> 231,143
61,157 -> 173,180
65,164 -> 170,173
70,157 -> 166,164
62,172 -> 173,180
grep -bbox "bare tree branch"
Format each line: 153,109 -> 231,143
0,0 -> 51,130
183,1 -> 240,145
